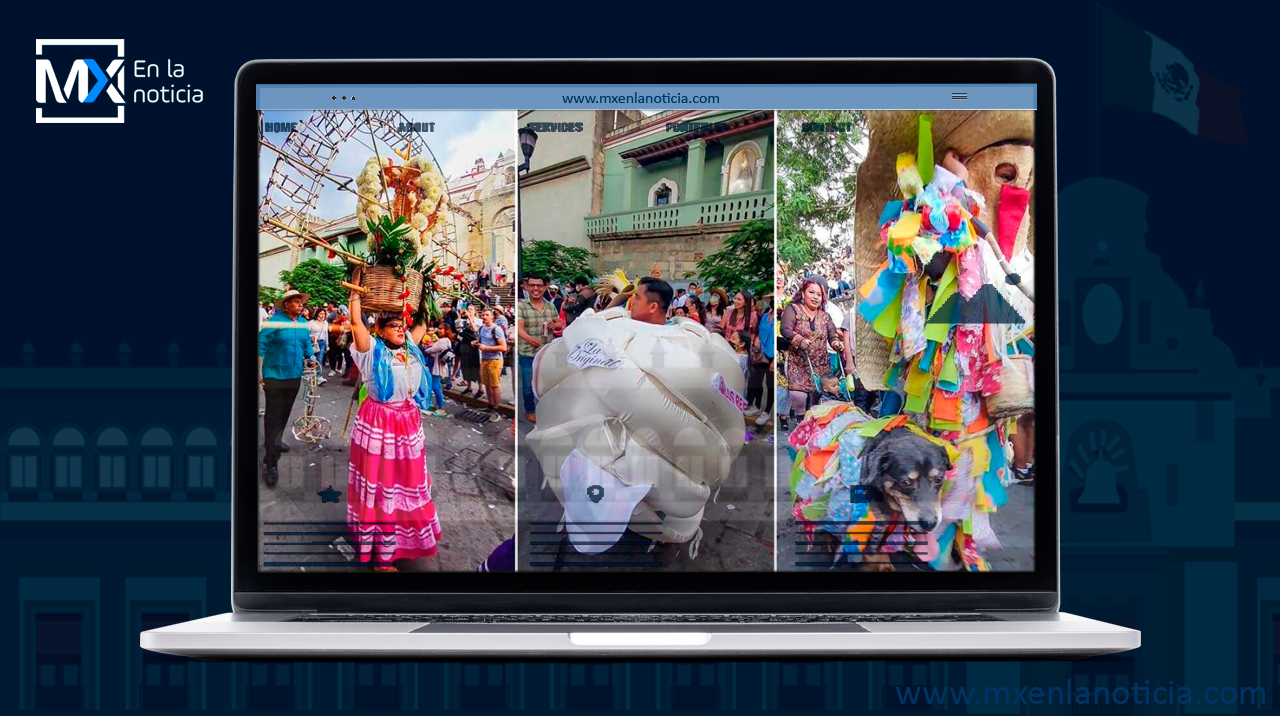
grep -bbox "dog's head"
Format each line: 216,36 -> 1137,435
860,428 -> 952,533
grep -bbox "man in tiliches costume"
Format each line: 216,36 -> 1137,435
803,110 -> 1039,571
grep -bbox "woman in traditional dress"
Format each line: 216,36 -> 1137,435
779,278 -> 843,430
347,279 -> 443,572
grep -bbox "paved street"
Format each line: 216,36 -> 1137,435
258,365 -> 515,573
775,421 -> 1034,571
516,396 -> 776,571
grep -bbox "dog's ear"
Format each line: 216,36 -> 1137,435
935,444 -> 953,473
860,437 -> 889,486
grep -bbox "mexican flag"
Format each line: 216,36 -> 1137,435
1099,4 -> 1247,146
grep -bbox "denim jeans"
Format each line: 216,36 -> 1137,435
519,355 -> 536,414
428,374 -> 445,410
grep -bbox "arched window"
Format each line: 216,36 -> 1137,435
493,208 -> 516,255
96,427 -> 129,494
7,427 -> 40,491
648,178 -> 678,207
140,427 -> 173,492
51,427 -> 85,491
185,428 -> 218,492
723,142 -> 762,195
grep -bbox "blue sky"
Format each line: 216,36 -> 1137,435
259,110 -> 513,222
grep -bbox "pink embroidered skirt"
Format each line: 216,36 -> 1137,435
347,398 -> 442,564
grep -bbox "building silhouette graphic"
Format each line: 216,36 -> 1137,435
1053,178 -> 1279,711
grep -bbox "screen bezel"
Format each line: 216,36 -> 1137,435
234,58 -> 1058,613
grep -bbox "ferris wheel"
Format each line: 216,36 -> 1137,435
257,109 -> 469,268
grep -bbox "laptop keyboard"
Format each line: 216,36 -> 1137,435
291,613 -> 996,624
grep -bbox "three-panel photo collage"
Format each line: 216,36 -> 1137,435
256,108 -> 1036,574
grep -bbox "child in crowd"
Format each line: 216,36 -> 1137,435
419,325 -> 452,417
730,329 -> 752,378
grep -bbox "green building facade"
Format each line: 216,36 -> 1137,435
585,110 -> 774,284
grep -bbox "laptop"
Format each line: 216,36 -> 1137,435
140,58 -> 1139,658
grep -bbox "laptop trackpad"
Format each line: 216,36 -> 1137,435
570,632 -> 711,646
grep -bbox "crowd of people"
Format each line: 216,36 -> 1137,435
471,261 -> 510,289
775,254 -> 860,435
514,273 -> 776,428
780,248 -> 854,303
258,289 -> 518,422
775,273 -> 873,431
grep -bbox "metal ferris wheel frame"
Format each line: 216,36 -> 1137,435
257,109 -> 474,269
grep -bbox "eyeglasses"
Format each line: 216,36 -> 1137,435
383,323 -> 405,331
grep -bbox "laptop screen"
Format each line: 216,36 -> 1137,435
254,83 -> 1037,576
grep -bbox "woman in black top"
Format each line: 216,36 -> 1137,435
455,305 -> 482,396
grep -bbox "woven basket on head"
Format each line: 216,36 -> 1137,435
852,111 -> 1035,390
361,266 -> 424,314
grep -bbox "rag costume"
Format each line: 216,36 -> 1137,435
794,111 -> 1036,570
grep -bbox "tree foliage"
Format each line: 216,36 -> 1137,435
687,219 -> 774,298
277,259 -> 347,306
259,285 -> 282,306
777,110 -> 866,271
520,239 -> 596,285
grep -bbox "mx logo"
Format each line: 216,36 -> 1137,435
36,39 -> 125,124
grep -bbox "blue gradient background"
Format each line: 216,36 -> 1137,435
9,1 -> 1275,712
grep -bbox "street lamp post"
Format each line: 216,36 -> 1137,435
518,126 -> 538,173
516,126 -> 538,268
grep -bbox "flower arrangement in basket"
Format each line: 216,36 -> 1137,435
355,155 -> 446,242
338,154 -> 465,324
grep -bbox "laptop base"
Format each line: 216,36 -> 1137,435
143,611 -> 1138,659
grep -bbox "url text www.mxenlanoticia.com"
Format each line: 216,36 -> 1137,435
561,94 -> 719,105
897,682 -> 1266,708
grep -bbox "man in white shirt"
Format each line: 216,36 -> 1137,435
307,311 -> 329,384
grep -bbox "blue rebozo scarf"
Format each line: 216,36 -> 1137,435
370,337 -> 430,410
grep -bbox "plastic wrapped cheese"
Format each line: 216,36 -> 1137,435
526,306 -> 747,547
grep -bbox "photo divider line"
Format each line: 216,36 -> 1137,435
510,108 -> 521,573
771,109 -> 780,574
